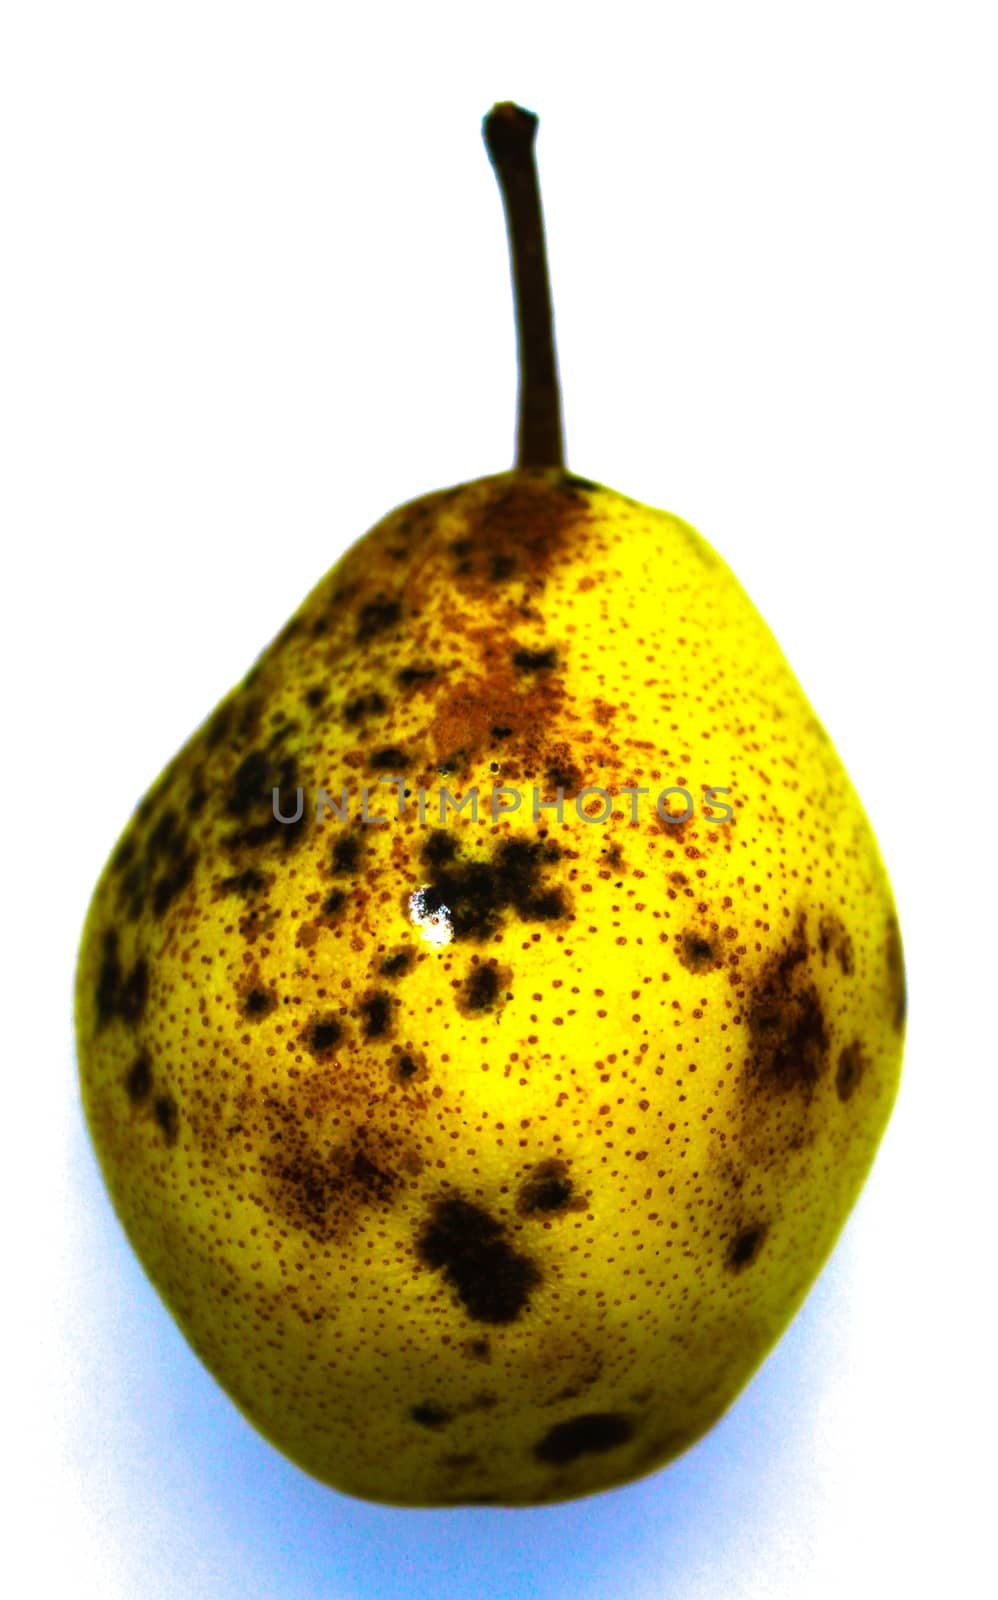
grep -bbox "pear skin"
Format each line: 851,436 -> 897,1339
75,105 -> 905,1508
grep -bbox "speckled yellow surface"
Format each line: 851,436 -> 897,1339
75,468 -> 905,1506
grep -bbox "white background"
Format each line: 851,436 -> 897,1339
2,3 -> 996,1597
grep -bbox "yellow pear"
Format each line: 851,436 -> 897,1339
75,102 -> 905,1507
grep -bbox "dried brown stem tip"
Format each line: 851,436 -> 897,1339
483,102 -> 565,472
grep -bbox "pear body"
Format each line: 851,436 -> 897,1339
75,469 -> 905,1506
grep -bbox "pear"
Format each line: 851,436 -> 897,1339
75,102 -> 905,1508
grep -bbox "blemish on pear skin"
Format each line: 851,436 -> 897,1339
267,718 -> 298,750
516,1158 -> 584,1218
348,1146 -> 401,1205
512,646 -> 558,672
124,1052 -> 152,1103
95,932 -> 148,1029
118,958 -> 149,1023
185,779 -> 207,817
343,691 -> 387,725
423,830 -> 456,867
836,1042 -> 866,1102
114,844 -> 141,903
396,665 -> 437,687
409,1404 -> 453,1429
220,868 -> 266,898
437,747 -> 470,779
226,750 -> 270,816
362,994 -> 392,1039
153,1094 -> 179,1146
467,1391 -> 498,1412
110,835 -> 135,874
274,613 -> 302,649
146,808 -> 180,858
261,1112 -> 404,1243
818,914 -> 855,976
677,929 -> 724,975
225,750 -> 303,853
369,746 -> 409,770
727,1224 -> 768,1271
745,917 -> 829,1096
475,480 -> 590,578
356,595 -> 401,642
204,701 -> 234,749
151,848 -> 198,917
305,1017 -> 342,1059
545,760 -> 582,795
331,835 -> 361,874
380,949 -> 413,978
415,1197 -> 541,1324
234,694 -> 264,746
419,833 -> 569,942
490,552 -> 517,581
322,889 -> 347,917
237,897 -> 272,946
460,962 -> 504,1013
243,987 -> 277,1020
533,1413 -> 635,1464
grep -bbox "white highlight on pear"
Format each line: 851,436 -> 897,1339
409,887 -> 453,947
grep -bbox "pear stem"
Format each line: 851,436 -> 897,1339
483,102 -> 565,472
